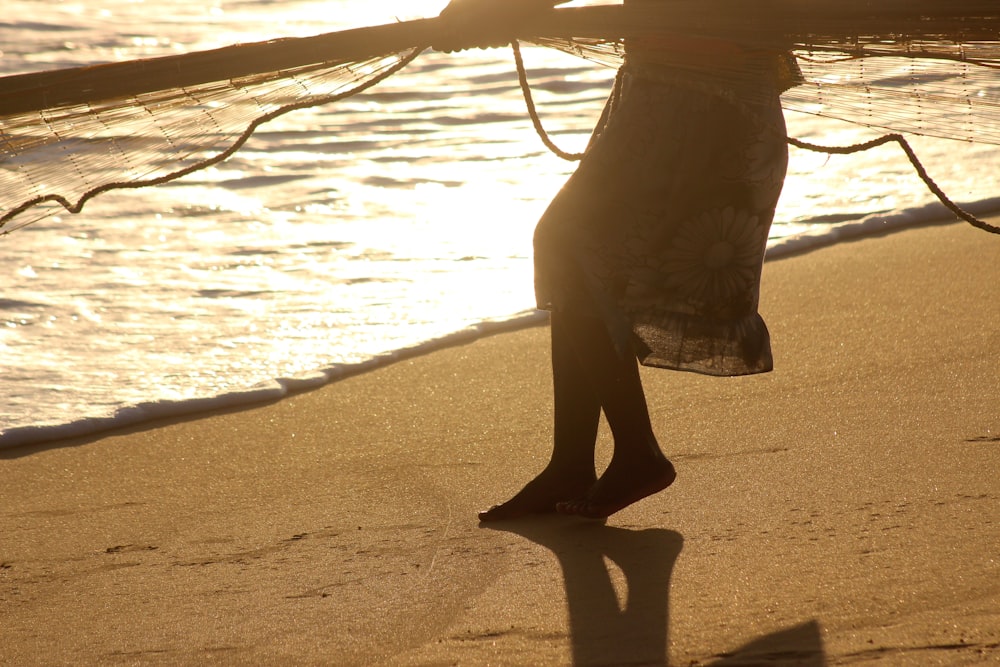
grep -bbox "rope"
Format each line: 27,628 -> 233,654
788,134 -> 1000,234
511,40 -> 584,162
512,41 -> 1000,234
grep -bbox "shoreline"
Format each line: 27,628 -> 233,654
2,220 -> 998,664
5,204 -> 999,452
0,310 -> 551,451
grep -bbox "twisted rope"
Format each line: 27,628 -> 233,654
787,134 -> 1000,234
511,40 -> 585,161
512,41 -> 1000,234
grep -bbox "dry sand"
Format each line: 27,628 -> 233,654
2,221 -> 999,665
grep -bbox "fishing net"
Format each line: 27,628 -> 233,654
2,2 -> 1000,233
0,49 -> 422,232
536,37 -> 1000,145
528,33 -> 1000,232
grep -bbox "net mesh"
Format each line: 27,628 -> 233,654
785,51 -> 1000,144
2,3 -> 1000,233
534,38 -> 1000,145
0,52 -> 419,232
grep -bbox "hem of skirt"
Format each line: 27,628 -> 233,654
631,312 -> 774,377
637,353 -> 774,377
535,302 -> 775,377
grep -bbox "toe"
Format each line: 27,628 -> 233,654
478,504 -> 516,522
555,499 -> 588,516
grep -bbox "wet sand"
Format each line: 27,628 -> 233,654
2,220 -> 999,665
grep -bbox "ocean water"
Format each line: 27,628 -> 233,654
2,0 -> 998,448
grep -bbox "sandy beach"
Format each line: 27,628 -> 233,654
2,220 -> 998,665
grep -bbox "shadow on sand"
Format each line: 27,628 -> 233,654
485,517 -> 825,666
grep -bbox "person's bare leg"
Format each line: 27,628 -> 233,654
478,312 -> 601,521
555,312 -> 676,519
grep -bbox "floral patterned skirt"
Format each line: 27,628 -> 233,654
533,64 -> 789,376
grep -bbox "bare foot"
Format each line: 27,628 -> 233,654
556,455 -> 676,520
478,466 -> 596,522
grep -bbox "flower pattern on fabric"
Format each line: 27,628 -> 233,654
660,206 -> 765,311
721,130 -> 790,210
744,132 -> 789,187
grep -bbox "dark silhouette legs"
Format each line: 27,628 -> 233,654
476,312 -> 600,521
478,311 -> 675,521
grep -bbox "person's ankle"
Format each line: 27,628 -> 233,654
543,460 -> 596,480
